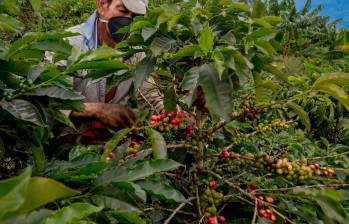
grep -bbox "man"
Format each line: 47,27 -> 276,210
60,0 -> 164,131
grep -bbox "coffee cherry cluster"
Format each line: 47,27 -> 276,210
18,79 -> 33,93
233,120 -> 295,145
0,158 -> 16,171
2,90 -> 14,101
322,167 -> 335,177
207,215 -> 226,224
124,138 -> 145,156
257,195 -> 277,222
150,111 -> 194,135
273,159 -> 335,180
202,183 -> 224,217
252,153 -> 336,180
193,86 -> 209,113
308,164 -> 334,177
271,119 -> 291,129
105,138 -> 145,160
230,100 -> 267,122
221,151 -> 335,180
280,160 -> 313,180
2,80 -> 35,101
255,119 -> 294,134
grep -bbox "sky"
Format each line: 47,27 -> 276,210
295,0 -> 349,28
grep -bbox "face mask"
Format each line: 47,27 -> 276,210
100,17 -> 132,43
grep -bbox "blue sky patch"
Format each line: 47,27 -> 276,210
296,0 -> 349,28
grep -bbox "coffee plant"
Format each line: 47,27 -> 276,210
0,0 -> 349,223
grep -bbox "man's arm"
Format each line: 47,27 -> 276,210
70,102 -> 136,129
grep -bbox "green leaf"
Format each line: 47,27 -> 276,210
255,80 -> 282,100
199,24 -> 214,55
225,48 -> 254,83
30,40 -> 71,55
259,80 -> 282,90
3,209 -> 53,224
29,0 -> 41,14
252,18 -> 272,29
0,13 -> 23,33
313,72 -> 349,87
255,40 -> 276,55
45,156 -> 101,180
198,64 -> 233,120
286,101 -> 311,132
68,60 -> 128,72
113,212 -> 145,224
58,100 -> 85,112
104,128 -> 133,152
174,45 -> 202,58
39,203 -> 102,224
69,145 -> 101,161
0,0 -> 21,15
111,181 -> 146,202
181,66 -> 200,106
212,49 -> 225,79
167,13 -> 181,31
31,87 -> 85,100
77,46 -> 125,63
252,0 -> 266,18
315,189 -> 344,202
136,179 -> 185,203
110,140 -> 131,163
312,83 -> 349,111
339,118 -> 349,130
91,196 -> 139,212
8,32 -> 77,58
96,160 -> 181,186
49,161 -> 106,182
8,177 -> 80,217
130,20 -> 152,32
1,99 -> 45,126
52,110 -> 75,129
126,159 -> 181,181
263,16 -> 283,24
0,167 -> 31,220
28,64 -> 48,81
141,27 -> 157,42
150,36 -> 175,56
227,2 -> 249,12
146,128 -> 167,159
164,86 -> 177,112
214,60 -> 225,80
284,56 -> 304,74
314,195 -> 348,223
85,69 -> 127,81
263,64 -> 289,82
133,56 -> 155,90
250,28 -> 277,41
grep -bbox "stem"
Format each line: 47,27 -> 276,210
209,171 -> 295,224
167,144 -> 194,149
194,170 -> 202,216
251,198 -> 258,224
305,151 -> 349,161
195,111 -> 205,170
163,197 -> 196,224
255,183 -> 349,192
31,144 -> 45,174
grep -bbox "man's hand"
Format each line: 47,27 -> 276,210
71,103 -> 136,129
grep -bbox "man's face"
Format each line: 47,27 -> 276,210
97,0 -> 134,20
